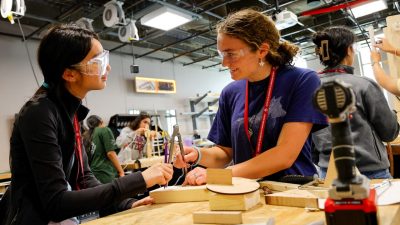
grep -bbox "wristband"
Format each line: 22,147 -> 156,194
192,146 -> 202,166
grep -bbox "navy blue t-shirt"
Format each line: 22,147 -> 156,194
208,65 -> 328,180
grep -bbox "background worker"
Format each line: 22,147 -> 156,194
371,37 -> 400,96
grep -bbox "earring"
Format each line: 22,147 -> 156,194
259,58 -> 265,67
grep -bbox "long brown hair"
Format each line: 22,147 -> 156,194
216,9 -> 299,67
129,112 -> 151,131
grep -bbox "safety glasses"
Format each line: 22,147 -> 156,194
217,48 -> 250,62
71,50 -> 109,76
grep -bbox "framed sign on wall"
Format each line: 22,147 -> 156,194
135,76 -> 176,94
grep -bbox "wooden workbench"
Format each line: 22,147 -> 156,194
121,156 -> 164,170
0,172 -> 11,181
0,172 -> 11,194
85,195 -> 400,225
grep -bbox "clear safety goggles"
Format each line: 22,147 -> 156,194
71,50 -> 109,76
217,48 -> 250,62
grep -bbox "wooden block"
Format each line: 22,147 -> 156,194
207,177 -> 259,194
259,180 -> 299,192
209,190 -> 260,211
206,169 -> 232,185
139,156 -> 164,168
265,189 -> 319,208
0,181 -> 10,194
0,172 -> 11,181
192,211 -> 242,224
150,185 -> 209,203
322,152 -> 336,188
0,186 -> 5,194
122,156 -> 164,170
306,189 -> 328,199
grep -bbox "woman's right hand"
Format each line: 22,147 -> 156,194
141,163 -> 173,188
173,146 -> 198,169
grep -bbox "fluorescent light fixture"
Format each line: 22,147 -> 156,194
350,0 -> 387,18
141,6 -> 192,31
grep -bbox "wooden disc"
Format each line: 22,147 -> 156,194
206,177 -> 260,194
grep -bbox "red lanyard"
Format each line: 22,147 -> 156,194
244,67 -> 276,157
73,114 -> 84,190
318,68 -> 347,74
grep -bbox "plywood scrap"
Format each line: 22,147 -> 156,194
207,177 -> 259,194
150,185 -> 209,203
207,168 -> 232,185
265,189 -> 320,208
258,180 -> 300,192
192,211 -> 242,224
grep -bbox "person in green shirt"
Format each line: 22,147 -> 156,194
83,115 -> 125,183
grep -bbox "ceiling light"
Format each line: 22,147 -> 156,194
307,0 -> 321,7
274,10 -> 298,30
350,0 -> 387,18
140,6 -> 193,31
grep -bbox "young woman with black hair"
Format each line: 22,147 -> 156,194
312,26 -> 399,179
2,24 -> 173,224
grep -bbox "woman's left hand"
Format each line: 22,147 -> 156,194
374,38 -> 394,53
131,196 -> 154,208
182,167 -> 207,186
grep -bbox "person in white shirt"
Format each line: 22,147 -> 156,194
116,112 -> 157,162
371,37 -> 400,96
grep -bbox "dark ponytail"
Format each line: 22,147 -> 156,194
312,26 -> 355,68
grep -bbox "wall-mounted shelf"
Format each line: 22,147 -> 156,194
183,91 -> 220,130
